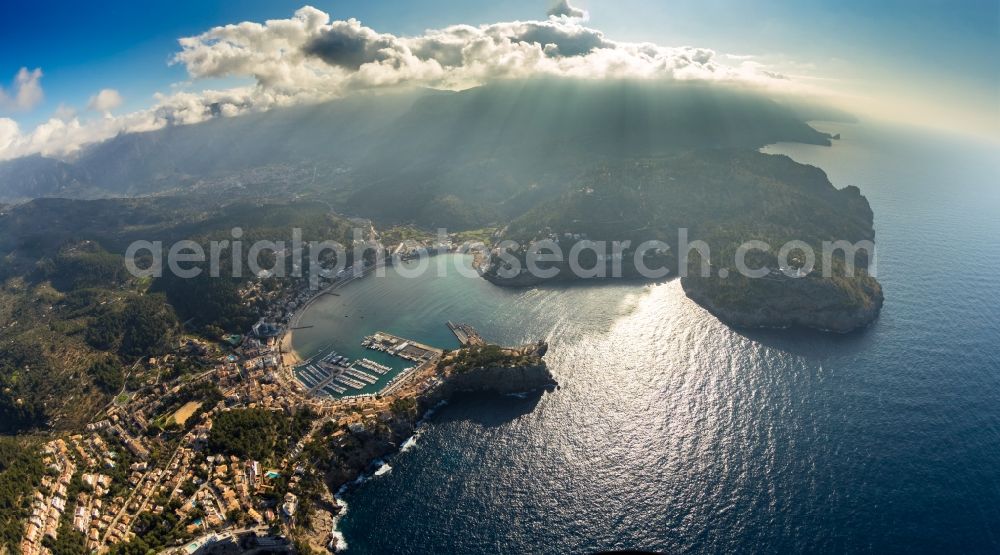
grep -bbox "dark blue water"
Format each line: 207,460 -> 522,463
317,123 -> 1000,554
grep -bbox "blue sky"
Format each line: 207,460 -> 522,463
1,0 -> 997,138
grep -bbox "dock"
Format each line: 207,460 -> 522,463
447,321 -> 484,346
362,332 -> 443,361
358,358 -> 392,375
296,356 -> 376,397
295,329 -> 447,398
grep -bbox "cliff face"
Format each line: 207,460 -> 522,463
682,273 -> 883,333
439,363 -> 556,396
483,263 -> 884,334
432,341 -> 556,397
476,149 -> 884,335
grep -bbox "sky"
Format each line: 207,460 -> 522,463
0,0 -> 997,159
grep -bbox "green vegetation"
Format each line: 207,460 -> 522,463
206,407 -> 315,462
88,358 -> 125,394
380,225 -> 435,245
0,438 -> 44,552
155,273 -> 254,336
451,227 -> 499,247
163,381 -> 224,414
504,150 -> 872,252
390,397 -> 417,416
109,510 -> 190,555
0,341 -> 51,432
179,480 -> 198,497
42,522 -> 87,555
226,508 -> 245,525
85,293 -> 179,357
1,80 -> 830,228
492,150 -> 881,327
47,244 -> 129,292
0,195 -> 357,432
151,382 -> 223,433
449,345 -> 537,374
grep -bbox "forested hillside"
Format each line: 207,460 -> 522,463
0,197 -> 355,432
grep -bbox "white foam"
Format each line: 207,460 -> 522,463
329,399 -> 448,549
330,485 -> 351,552
400,434 -> 419,452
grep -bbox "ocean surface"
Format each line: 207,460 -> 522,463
294,123 -> 1000,554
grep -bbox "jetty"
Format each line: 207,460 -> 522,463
295,329 -> 448,398
344,367 -> 379,384
447,322 -> 485,346
358,358 -> 392,375
362,332 -> 443,361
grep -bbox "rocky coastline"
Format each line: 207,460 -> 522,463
482,263 -> 883,334
681,273 -> 884,333
318,342 -> 555,551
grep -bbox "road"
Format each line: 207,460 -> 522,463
101,435 -> 188,544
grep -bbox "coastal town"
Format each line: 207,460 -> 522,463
16,233 -> 551,555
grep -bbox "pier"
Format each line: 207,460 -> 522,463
344,367 -> 379,384
362,332 -> 443,361
295,330 -> 447,399
298,349 -> 383,395
358,358 -> 392,375
447,322 -> 484,346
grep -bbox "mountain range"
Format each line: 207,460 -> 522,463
0,80 -> 834,229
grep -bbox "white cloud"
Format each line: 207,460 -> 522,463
0,68 -> 44,112
52,103 -> 77,121
547,0 -> 588,20
0,5 -> 804,161
173,6 -> 792,96
0,118 -> 20,152
87,89 -> 123,114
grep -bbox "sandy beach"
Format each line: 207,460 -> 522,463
280,330 -> 302,367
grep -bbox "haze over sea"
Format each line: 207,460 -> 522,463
293,122 -> 1000,554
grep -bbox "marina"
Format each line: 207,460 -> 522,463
294,354 -> 383,395
332,374 -> 366,389
322,383 -> 346,395
358,359 -> 392,375
344,367 -> 379,384
362,332 -> 443,362
289,258 -> 489,399
293,329 -> 446,399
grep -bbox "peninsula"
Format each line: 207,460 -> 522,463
479,150 -> 884,333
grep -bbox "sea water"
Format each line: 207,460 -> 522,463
296,122 -> 1000,553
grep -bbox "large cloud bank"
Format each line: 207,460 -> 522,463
0,3 -> 795,161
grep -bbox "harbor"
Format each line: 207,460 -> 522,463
361,332 -> 443,362
294,329 -> 447,399
287,255 -> 498,400
293,348 -> 386,398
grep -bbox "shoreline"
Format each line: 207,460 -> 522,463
329,399 -> 448,552
279,252 -> 473,370
279,264 -> 382,369
270,256 -> 554,552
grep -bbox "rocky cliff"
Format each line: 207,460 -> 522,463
682,272 -> 883,333
435,341 -> 556,397
440,362 -> 556,396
